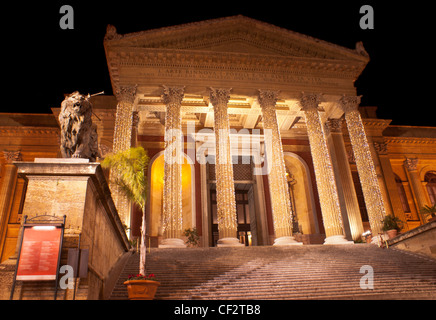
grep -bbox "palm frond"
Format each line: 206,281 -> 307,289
102,147 -> 149,209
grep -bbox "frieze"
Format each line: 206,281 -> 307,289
132,67 -> 342,88
116,49 -> 361,80
0,127 -> 59,136
384,137 -> 436,145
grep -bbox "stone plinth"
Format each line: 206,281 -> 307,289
3,158 -> 130,300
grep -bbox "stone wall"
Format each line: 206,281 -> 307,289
388,220 -> 436,260
0,159 -> 130,300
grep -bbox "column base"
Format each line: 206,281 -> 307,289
273,236 -> 303,246
159,238 -> 187,248
217,237 -> 245,247
323,235 -> 354,245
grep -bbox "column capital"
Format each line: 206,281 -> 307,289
115,85 -> 137,104
209,87 -> 231,106
3,150 -> 22,164
404,157 -> 419,172
338,95 -> 362,113
258,90 -> 280,108
162,85 -> 185,105
299,92 -> 323,111
325,118 -> 343,133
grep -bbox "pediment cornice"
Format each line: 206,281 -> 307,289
105,15 -> 369,97
105,15 -> 369,62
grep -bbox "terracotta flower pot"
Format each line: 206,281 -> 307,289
123,280 -> 160,300
365,235 -> 373,244
386,229 -> 398,239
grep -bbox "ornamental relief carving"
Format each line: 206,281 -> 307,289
299,93 -> 323,111
115,50 -> 361,80
3,150 -> 22,163
404,157 -> 419,172
373,141 -> 388,155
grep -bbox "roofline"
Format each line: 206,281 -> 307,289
104,15 -> 369,62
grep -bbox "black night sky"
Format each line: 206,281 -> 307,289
3,1 -> 434,126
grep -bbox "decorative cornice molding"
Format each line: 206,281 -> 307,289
0,126 -> 60,136
104,15 -> 368,63
109,48 -> 362,79
384,137 -> 436,145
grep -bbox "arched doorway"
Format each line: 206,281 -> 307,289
146,151 -> 196,246
283,152 -> 319,236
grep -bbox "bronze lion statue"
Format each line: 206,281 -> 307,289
59,91 -> 99,162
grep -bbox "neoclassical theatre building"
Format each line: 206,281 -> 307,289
1,16 -> 436,257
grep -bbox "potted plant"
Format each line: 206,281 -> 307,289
419,204 -> 436,223
101,147 -> 158,299
123,274 -> 160,300
381,214 -> 403,239
183,227 -> 200,247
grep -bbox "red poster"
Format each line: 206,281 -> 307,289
16,226 -> 62,281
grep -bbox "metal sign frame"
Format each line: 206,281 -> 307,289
10,215 -> 66,300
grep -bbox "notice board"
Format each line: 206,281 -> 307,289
16,226 -> 63,281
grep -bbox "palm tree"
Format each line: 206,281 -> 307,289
101,147 -> 149,275
420,204 -> 436,222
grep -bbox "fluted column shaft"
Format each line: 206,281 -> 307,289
339,96 -> 386,235
162,86 -> 184,240
404,158 -> 430,221
326,119 -> 364,240
111,85 -> 137,228
209,88 -> 239,243
258,90 -> 293,240
113,86 -> 137,153
300,94 -> 347,241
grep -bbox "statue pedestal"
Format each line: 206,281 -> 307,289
10,158 -> 130,299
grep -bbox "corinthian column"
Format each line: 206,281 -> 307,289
338,95 -> 386,236
111,85 -> 137,229
160,86 -> 186,248
300,93 -> 352,245
259,90 -> 301,246
113,85 -> 137,153
404,158 -> 430,222
210,88 -> 243,247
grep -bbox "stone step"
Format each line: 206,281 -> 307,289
109,245 -> 436,300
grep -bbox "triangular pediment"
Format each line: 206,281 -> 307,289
105,15 -> 369,62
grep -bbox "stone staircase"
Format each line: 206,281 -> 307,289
109,245 -> 436,300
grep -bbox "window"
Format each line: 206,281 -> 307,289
425,171 -> 436,205
395,174 -> 411,214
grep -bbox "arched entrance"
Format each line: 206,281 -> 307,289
283,152 -> 320,236
146,151 -> 196,246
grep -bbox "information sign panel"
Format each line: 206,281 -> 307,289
16,226 -> 63,281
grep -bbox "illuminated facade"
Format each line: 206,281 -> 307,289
1,16 -> 436,258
